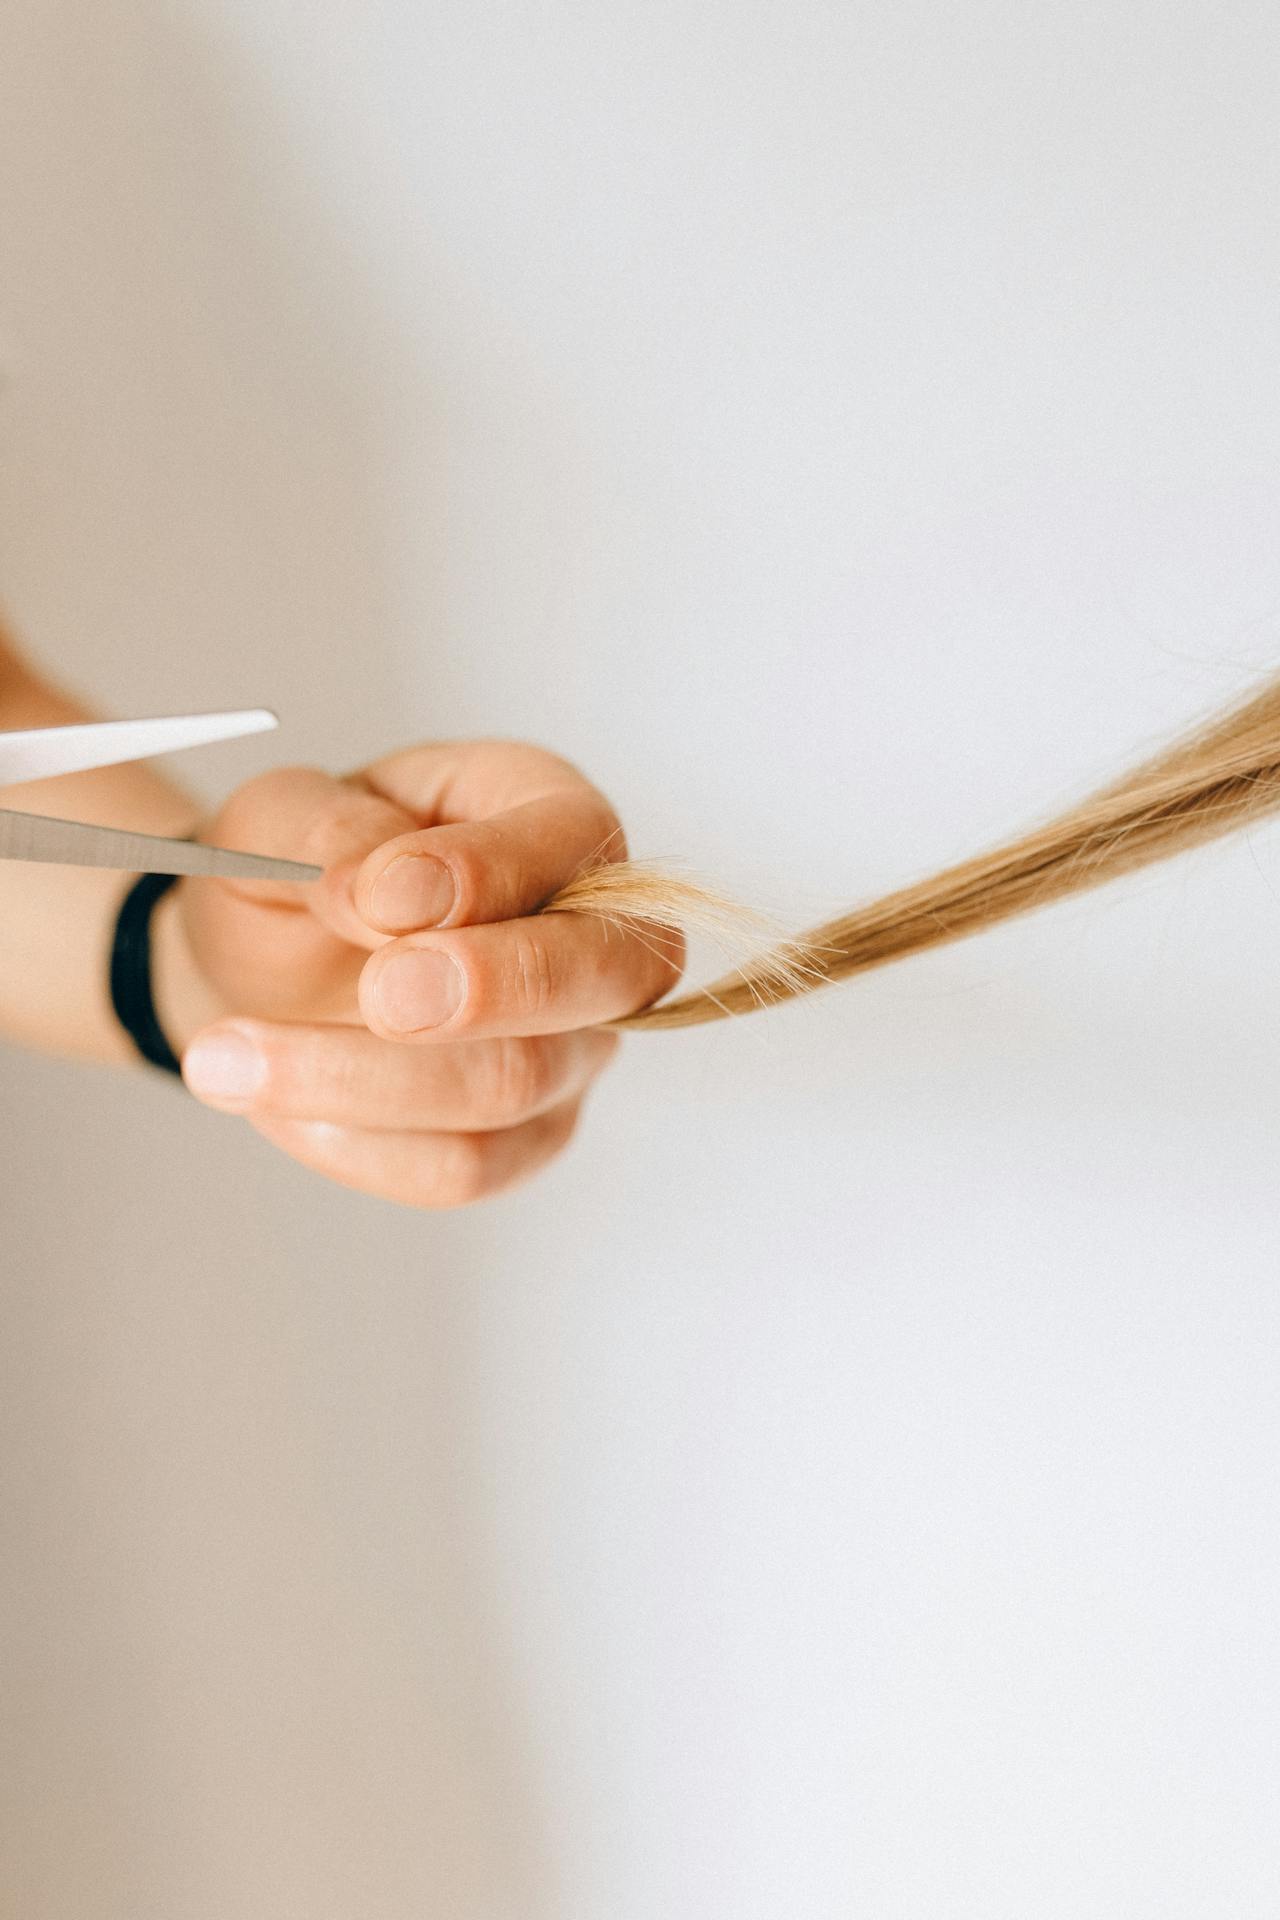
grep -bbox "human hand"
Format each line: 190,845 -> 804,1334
158,740 -> 683,1206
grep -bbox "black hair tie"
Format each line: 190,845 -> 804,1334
108,870 -> 185,1078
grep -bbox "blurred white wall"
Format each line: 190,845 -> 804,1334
3,2 -> 1280,1914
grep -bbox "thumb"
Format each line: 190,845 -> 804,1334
204,766 -> 421,947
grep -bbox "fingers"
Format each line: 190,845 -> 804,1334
358,908 -> 685,1041
177,769 -> 424,1016
352,789 -> 626,936
182,1018 -> 619,1131
209,751 -> 630,962
250,1099 -> 585,1209
179,741 -> 663,1060
205,766 -> 420,942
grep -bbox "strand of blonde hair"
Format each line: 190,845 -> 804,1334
541,675 -> 1280,1030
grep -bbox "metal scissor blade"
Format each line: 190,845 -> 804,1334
0,709 -> 279,786
0,809 -> 321,883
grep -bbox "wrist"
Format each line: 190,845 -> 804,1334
149,881 -> 232,1059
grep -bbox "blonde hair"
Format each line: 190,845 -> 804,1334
544,676 -> 1280,1030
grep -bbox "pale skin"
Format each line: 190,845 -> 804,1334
0,628 -> 684,1207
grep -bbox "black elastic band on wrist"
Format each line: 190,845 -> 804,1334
109,870 -> 184,1077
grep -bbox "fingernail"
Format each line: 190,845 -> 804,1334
183,1027 -> 267,1109
369,855 -> 456,930
373,950 -> 466,1032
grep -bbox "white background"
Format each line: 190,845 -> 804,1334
3,3 -> 1280,1914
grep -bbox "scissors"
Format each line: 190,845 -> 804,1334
0,709 -> 322,883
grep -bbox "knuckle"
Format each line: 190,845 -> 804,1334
509,741 -> 588,785
507,931 -> 558,1020
461,740 -> 590,808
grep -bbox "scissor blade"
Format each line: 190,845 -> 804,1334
0,809 -> 321,883
0,709 -> 278,786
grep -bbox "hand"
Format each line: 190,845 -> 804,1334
158,740 -> 684,1207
